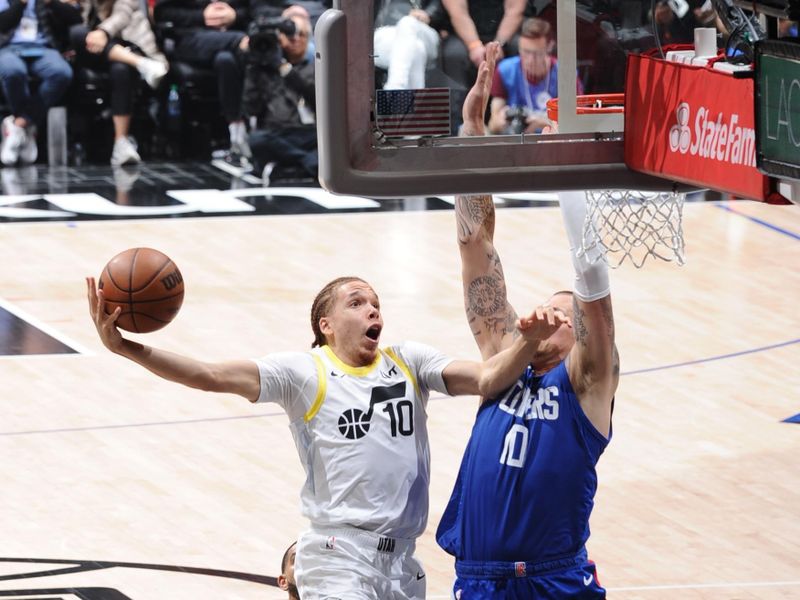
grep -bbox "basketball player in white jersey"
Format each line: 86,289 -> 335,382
86,274 -> 569,599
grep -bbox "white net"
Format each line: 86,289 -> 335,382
580,189 -> 686,268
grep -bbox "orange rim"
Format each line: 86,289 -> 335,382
546,93 -> 625,122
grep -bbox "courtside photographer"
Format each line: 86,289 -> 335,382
242,7 -> 317,184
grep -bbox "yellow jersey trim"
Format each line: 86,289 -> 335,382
322,345 -> 381,376
304,353 -> 327,422
384,348 -> 421,398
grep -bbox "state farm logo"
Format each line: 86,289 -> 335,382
669,103 -> 692,153
667,101 -> 757,167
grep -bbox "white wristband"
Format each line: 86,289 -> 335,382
558,190 -> 610,302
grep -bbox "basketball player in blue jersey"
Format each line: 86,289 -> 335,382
86,273 -> 568,600
436,42 -> 619,599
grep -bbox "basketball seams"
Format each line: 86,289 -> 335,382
103,265 -> 127,294
132,257 -> 174,293
103,249 -> 171,293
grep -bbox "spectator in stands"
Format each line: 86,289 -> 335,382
487,17 -> 581,135
243,7 -> 315,184
252,1 -> 315,60
72,0 -> 169,165
441,0 -> 526,71
282,2 -> 312,59
0,0 -> 81,165
373,0 -> 445,90
153,0 -> 251,161
440,0 -> 526,133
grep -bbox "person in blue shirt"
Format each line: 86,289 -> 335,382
487,17 -> 582,135
0,0 -> 80,164
437,42 -> 619,599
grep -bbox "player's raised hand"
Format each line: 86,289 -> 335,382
461,41 -> 501,137
86,276 -> 123,352
517,304 -> 571,342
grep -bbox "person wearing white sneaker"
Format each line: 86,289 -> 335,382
0,0 -> 80,165
1,115 -> 27,165
71,0 -> 169,163
110,135 -> 140,166
136,56 -> 168,89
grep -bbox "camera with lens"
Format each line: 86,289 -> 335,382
247,16 -> 296,68
505,106 -> 530,134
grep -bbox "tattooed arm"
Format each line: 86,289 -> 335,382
455,42 -> 517,360
568,295 -> 618,437
455,195 -> 519,360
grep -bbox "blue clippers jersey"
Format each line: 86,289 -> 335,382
436,361 -> 610,562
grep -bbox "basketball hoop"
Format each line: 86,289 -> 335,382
547,94 -> 686,268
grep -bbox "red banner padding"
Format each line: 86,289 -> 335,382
625,52 -> 773,201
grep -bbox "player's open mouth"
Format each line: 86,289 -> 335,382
365,325 -> 381,341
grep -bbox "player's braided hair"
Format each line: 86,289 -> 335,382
310,276 -> 366,348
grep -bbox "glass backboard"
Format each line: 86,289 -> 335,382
314,0 -> 691,197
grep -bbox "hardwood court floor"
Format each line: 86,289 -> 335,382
0,199 -> 798,599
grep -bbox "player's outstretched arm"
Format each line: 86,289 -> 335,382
443,308 -> 569,399
86,277 -> 261,402
455,42 -> 518,360
460,41 -> 498,138
558,193 -> 619,437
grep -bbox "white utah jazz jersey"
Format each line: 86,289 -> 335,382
253,342 -> 453,539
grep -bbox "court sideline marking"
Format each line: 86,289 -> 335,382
715,201 -> 800,241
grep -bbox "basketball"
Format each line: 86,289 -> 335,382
98,247 -> 184,333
